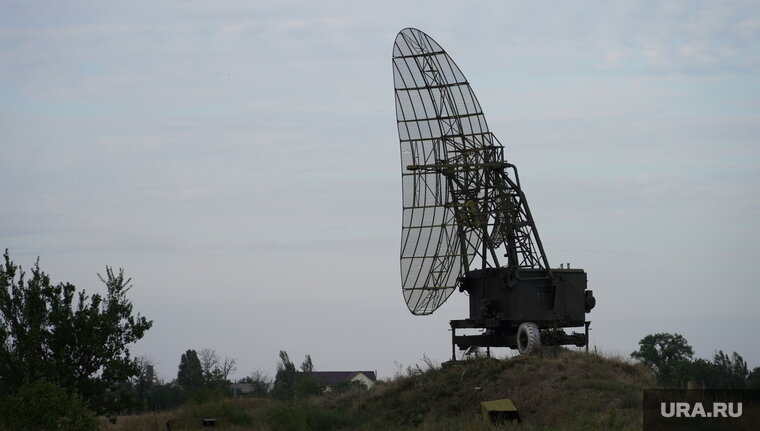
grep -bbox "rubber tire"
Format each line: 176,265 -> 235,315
517,322 -> 541,355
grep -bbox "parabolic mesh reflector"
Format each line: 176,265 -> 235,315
393,28 -> 491,315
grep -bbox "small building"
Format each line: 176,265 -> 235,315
230,382 -> 254,395
310,371 -> 377,390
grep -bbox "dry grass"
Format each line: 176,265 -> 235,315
100,350 -> 655,431
100,398 -> 268,431
314,348 -> 655,430
100,411 -> 172,431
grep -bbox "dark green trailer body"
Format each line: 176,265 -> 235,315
452,267 -> 594,351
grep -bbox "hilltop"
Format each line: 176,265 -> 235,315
103,349 -> 655,431
314,349 -> 654,430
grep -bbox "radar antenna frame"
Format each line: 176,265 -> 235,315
393,28 -> 595,357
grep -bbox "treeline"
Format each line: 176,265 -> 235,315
129,349 -> 367,414
268,350 -> 366,399
128,348 -> 239,413
630,332 -> 760,388
0,250 -> 366,431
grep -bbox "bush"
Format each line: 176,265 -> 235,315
262,403 -> 355,431
186,386 -> 228,405
305,406 -> 357,431
144,383 -> 186,411
296,374 -> 324,398
263,402 -> 307,431
331,380 -> 368,394
0,380 -> 98,431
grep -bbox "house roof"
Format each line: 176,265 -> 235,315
309,371 -> 376,386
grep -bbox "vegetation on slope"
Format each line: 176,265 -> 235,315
103,349 -> 655,431
313,349 -> 653,430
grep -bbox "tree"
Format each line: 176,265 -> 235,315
631,333 -> 694,384
747,367 -> 760,389
219,356 -> 238,381
271,351 -> 323,399
198,348 -> 220,382
135,355 -> 157,385
295,373 -> 323,397
272,350 -> 297,399
301,354 -> 314,373
0,250 -> 152,418
177,350 -> 203,389
671,358 -> 720,388
296,353 -> 322,397
670,351 -> 751,389
198,348 -> 237,384
130,355 -> 157,411
239,370 -> 271,397
712,350 -> 748,388
143,382 -> 185,412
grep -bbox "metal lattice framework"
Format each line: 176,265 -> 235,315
393,28 -> 553,315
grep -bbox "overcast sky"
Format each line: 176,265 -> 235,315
2,0 -> 759,381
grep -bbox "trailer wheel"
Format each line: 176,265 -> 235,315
517,322 -> 541,355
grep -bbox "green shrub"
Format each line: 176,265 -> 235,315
0,380 -> 98,431
305,406 -> 357,431
144,382 -> 186,411
263,402 -> 308,431
330,380 -> 367,394
186,386 -> 227,404
296,374 -> 324,398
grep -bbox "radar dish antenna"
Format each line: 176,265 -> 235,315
392,28 -> 595,356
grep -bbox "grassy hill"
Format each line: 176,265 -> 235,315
102,349 -> 655,431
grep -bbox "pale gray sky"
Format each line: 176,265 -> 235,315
2,0 -> 759,381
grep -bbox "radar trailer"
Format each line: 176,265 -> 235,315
392,28 -> 596,359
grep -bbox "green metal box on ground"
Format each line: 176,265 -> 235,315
480,399 -> 520,424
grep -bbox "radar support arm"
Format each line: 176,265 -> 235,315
498,164 -> 553,275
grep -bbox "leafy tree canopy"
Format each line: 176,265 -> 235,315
239,370 -> 271,397
272,351 -> 323,399
272,350 -> 297,399
673,351 -> 752,389
301,354 -> 313,373
632,332 -> 756,389
198,348 -> 237,386
631,332 -> 693,384
748,367 -> 760,389
177,349 -> 204,390
712,350 -> 748,388
0,250 -> 152,418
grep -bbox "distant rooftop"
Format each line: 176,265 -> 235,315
309,371 -> 376,386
